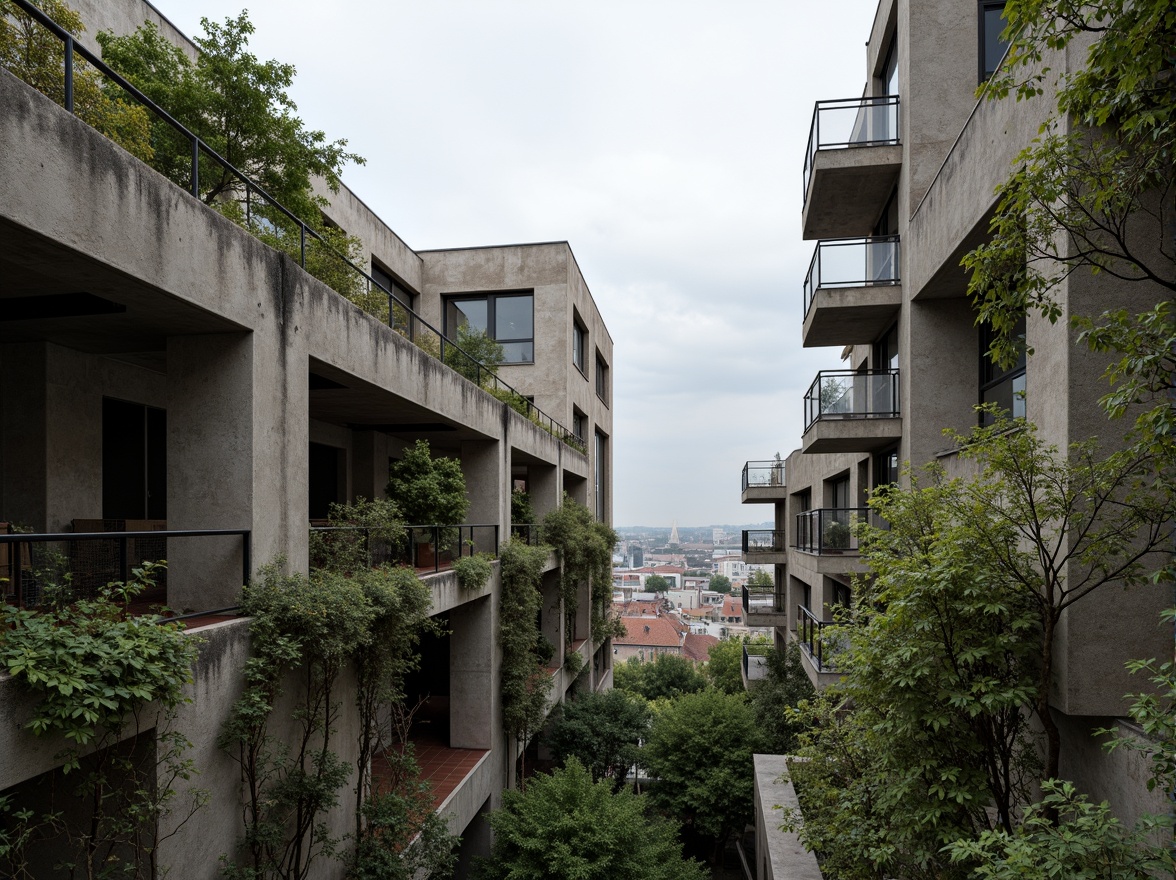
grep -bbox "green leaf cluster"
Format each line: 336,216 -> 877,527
543,689 -> 651,789
452,552 -> 493,592
309,495 -> 405,573
612,653 -> 707,701
702,637 -> 747,695
0,0 -> 154,162
478,758 -> 708,880
387,439 -> 469,528
747,642 -> 814,754
498,539 -> 554,749
541,496 -> 622,645
443,324 -> 504,386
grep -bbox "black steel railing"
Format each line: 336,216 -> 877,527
308,523 -> 499,574
804,95 -> 900,201
0,528 -> 251,608
794,508 -> 882,554
803,236 -> 901,317
743,582 -> 786,616
510,523 -> 544,546
804,369 -> 900,431
742,460 -> 786,493
797,605 -> 838,672
741,530 -> 787,554
5,0 -> 584,455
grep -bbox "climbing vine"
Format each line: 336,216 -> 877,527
541,497 -> 623,646
0,563 -> 204,879
497,539 -> 554,785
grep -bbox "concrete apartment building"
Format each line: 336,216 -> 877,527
0,0 -> 613,875
742,1 -> 1171,874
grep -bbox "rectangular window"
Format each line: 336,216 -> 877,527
572,409 -> 586,442
371,261 -> 416,339
979,1 -> 1010,82
445,292 -> 534,363
594,429 -> 607,522
573,319 -> 586,374
979,314 -> 1026,423
102,398 -> 166,520
595,354 -> 609,404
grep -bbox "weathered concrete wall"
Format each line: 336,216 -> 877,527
753,755 -> 822,880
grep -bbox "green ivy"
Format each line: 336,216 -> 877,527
452,553 -> 494,592
541,497 -> 623,646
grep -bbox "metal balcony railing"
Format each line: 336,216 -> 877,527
797,605 -> 838,672
803,236 -> 901,317
794,508 -> 881,555
510,523 -> 543,546
742,530 -> 787,554
0,528 -> 251,609
742,460 -> 786,492
804,369 -> 900,431
742,643 -> 772,683
309,524 -> 498,574
804,95 -> 901,201
6,0 -> 584,455
743,583 -> 786,616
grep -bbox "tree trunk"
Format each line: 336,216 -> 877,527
1038,612 -> 1062,823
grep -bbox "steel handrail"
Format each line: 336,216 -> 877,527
803,368 -> 900,430
742,460 -> 786,491
7,0 -> 582,453
803,94 -> 900,201
802,235 -> 901,317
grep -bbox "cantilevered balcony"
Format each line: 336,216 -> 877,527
802,96 -> 902,240
741,460 -> 787,504
802,237 -> 902,347
742,582 -> 789,628
742,529 -> 788,565
801,369 -> 902,453
794,605 -> 843,689
794,507 -> 884,556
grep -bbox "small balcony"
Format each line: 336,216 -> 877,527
795,605 -> 843,689
742,529 -> 788,565
794,507 -> 883,557
742,582 -> 789,628
802,237 -> 902,348
741,460 -> 787,504
742,643 -> 772,689
801,369 -> 902,454
802,96 -> 902,240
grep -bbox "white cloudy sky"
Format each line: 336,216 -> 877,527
154,0 -> 880,527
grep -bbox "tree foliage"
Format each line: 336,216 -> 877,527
477,759 -> 708,880
541,496 -> 623,645
643,573 -> 670,593
0,0 -> 154,162
708,573 -> 732,594
544,689 -> 651,789
443,324 -> 504,386
702,637 -> 745,695
643,689 -> 764,859
387,439 -> 469,528
612,653 -> 707,702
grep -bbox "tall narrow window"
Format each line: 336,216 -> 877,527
573,319 -> 586,374
594,430 -> 607,522
371,262 -> 416,339
102,398 -> 166,520
980,1 -> 1010,82
979,314 -> 1026,423
595,354 -> 609,404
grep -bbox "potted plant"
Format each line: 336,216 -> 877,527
823,519 -> 851,552
387,440 -> 470,567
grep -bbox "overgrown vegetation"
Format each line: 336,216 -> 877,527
613,653 -> 707,702
543,689 -> 650,790
308,496 -> 404,572
0,563 -> 205,879
497,538 -> 554,785
387,440 -> 469,528
541,496 -> 623,646
452,553 -> 493,592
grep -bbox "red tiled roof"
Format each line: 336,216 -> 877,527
721,595 -> 742,618
616,600 -> 662,617
615,616 -> 683,648
683,633 -> 719,663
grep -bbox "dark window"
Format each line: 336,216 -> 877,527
980,1 -> 1010,82
595,354 -> 609,404
371,262 -> 416,339
573,319 -> 586,374
979,314 -> 1026,423
308,442 -> 344,520
572,409 -> 586,442
594,430 -> 607,522
874,447 -> 899,491
830,476 -> 851,510
882,35 -> 899,97
445,292 -> 534,363
102,398 -> 166,520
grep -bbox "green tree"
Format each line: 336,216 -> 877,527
702,637 -> 745,695
643,573 -> 670,592
477,759 -> 708,880
0,0 -> 154,162
965,0 -> 1176,477
612,653 -> 707,702
443,324 -> 504,386
708,573 -> 732,594
747,642 -> 814,754
747,568 -> 773,588
386,439 -> 469,527
544,689 -> 651,789
643,689 -> 764,863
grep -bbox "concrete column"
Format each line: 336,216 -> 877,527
528,462 -> 559,522
461,438 -> 506,553
449,595 -> 493,749
166,330 -> 306,610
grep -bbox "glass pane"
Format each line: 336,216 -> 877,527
501,341 -> 533,363
495,295 -> 533,340
447,298 -> 487,335
984,6 -> 1009,77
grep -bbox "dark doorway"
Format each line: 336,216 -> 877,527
308,442 -> 344,519
102,397 -> 166,520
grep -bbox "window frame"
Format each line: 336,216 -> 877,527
443,290 -> 535,365
978,0 -> 1010,83
978,314 -> 1026,423
370,260 -> 417,339
572,316 -> 587,375
595,352 -> 609,405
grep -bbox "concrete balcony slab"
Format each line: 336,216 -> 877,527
802,145 -> 903,240
802,284 -> 902,348
802,415 -> 902,454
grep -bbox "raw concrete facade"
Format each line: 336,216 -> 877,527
0,1 -> 614,875
745,0 -> 1173,871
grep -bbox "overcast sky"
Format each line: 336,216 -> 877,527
155,0 -> 880,528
